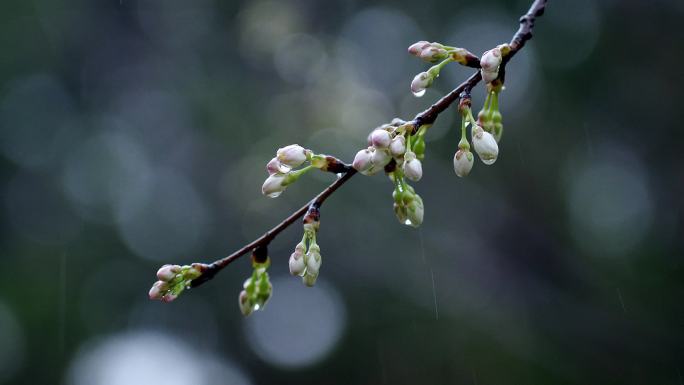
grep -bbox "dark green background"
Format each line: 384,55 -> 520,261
1,0 -> 682,384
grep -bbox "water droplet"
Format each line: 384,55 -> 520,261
403,219 -> 413,226
253,304 -> 261,311
481,157 -> 497,165
267,191 -> 282,198
412,89 -> 426,97
335,173 -> 343,178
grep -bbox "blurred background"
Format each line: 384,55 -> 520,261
1,0 -> 683,384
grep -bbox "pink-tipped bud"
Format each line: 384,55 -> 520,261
480,47 -> 502,72
420,46 -> 447,63
148,281 -> 168,300
276,144 -> 308,167
289,249 -> 306,276
389,136 -> 406,157
453,149 -> 474,177
352,148 -> 373,172
408,40 -> 430,56
266,157 -> 290,175
403,152 -> 423,181
156,264 -> 181,282
370,129 -> 391,148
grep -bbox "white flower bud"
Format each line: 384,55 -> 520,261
156,264 -> 181,282
371,148 -> 392,168
408,40 -> 430,56
480,69 -> 499,83
402,152 -> 423,181
389,136 -> 406,157
370,129 -> 391,148
261,173 -> 288,197
480,47 -> 502,72
289,249 -> 306,276
266,157 -> 290,175
352,148 -> 373,172
276,144 -> 308,167
306,252 -> 321,276
148,281 -> 168,300
411,72 -> 433,97
472,126 -> 499,165
453,149 -> 474,177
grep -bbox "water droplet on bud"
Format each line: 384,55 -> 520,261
412,89 -> 426,97
481,158 -> 496,165
267,191 -> 283,198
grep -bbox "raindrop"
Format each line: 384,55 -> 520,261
403,219 -> 413,226
481,158 -> 496,165
335,173 -> 343,178
412,89 -> 426,97
267,191 -> 282,198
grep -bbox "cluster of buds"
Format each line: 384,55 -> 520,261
353,119 -> 427,227
479,44 -> 510,84
263,144 -> 313,197
452,96 -> 499,176
239,247 -> 273,316
408,41 -> 479,97
149,263 -> 209,302
289,206 -> 322,286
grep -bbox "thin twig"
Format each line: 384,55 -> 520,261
190,0 -> 547,288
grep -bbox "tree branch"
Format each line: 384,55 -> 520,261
190,0 -> 548,288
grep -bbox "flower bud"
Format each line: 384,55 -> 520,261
406,194 -> 424,227
302,271 -> 318,287
239,290 -> 253,316
420,46 -> 448,63
262,173 -> 288,197
370,148 -> 392,168
266,157 -> 290,175
394,202 -> 409,225
389,136 -> 406,157
408,41 -> 430,56
148,281 -> 168,300
403,152 -> 423,182
289,249 -> 306,276
352,148 -> 373,172
453,149 -> 474,177
480,69 -> 499,83
370,129 -> 391,148
161,293 -> 178,303
306,252 -> 322,277
472,126 -> 499,165
156,264 -> 181,282
480,47 -> 502,72
276,144 -> 308,167
411,72 -> 433,97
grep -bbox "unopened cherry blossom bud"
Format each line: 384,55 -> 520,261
306,246 -> 322,276
289,248 -> 306,276
148,281 -> 168,300
239,290 -> 253,316
161,293 -> 178,303
480,47 -> 502,72
156,264 -> 181,282
403,152 -> 423,181
371,148 -> 392,168
472,126 -> 499,165
481,69 -> 499,83
389,136 -> 406,157
352,147 -> 373,172
406,194 -> 424,227
420,46 -> 448,63
453,149 -> 474,177
302,271 -> 317,287
370,129 -> 391,148
266,157 -> 290,175
276,144 -> 309,167
262,173 -> 288,197
411,72 -> 433,97
408,40 -> 430,56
